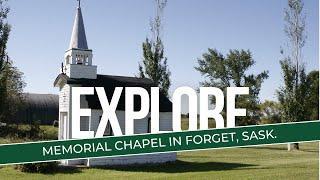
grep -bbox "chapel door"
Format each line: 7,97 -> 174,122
60,112 -> 68,140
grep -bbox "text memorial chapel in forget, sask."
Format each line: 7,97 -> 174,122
53,2 -> 176,166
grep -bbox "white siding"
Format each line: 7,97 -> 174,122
159,112 -> 173,132
90,110 -> 173,135
60,85 -> 176,166
84,110 -> 176,166
66,64 -> 97,79
59,84 -> 70,112
59,84 -> 71,165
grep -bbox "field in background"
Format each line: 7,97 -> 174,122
0,123 -> 318,179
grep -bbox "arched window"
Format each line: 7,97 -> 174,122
76,55 -> 83,64
66,55 -> 71,64
84,56 -> 89,65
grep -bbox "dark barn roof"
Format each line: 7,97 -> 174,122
14,93 -> 59,125
23,93 -> 58,110
54,74 -> 172,112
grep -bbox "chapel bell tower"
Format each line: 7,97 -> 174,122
63,1 -> 97,79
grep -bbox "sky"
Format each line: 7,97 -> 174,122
5,0 -> 319,106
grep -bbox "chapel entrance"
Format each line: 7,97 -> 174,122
59,112 -> 68,140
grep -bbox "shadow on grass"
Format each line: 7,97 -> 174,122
300,149 -> 319,153
243,146 -> 287,151
92,160 -> 256,173
245,146 -> 319,153
46,166 -> 82,175
17,166 -> 82,175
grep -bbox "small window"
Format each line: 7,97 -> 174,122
80,116 -> 90,131
106,122 -> 114,136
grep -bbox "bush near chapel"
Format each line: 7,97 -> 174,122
15,162 -> 59,173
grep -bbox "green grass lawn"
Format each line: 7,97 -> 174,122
0,125 -> 318,179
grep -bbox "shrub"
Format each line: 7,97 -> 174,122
29,120 -> 41,138
15,161 -> 59,173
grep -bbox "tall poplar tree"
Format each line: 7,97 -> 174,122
138,0 -> 171,97
277,0 -> 307,151
0,0 -> 11,123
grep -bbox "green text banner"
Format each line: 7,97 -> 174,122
0,121 -> 319,165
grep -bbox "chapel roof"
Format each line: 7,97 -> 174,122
54,74 -> 172,112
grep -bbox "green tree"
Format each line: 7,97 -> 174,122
0,0 -> 10,122
277,0 -> 307,151
0,0 -> 25,124
195,49 -> 269,126
305,70 -> 319,120
0,61 -> 25,124
138,0 -> 171,97
259,100 -> 281,124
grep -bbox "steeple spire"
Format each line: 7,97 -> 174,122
62,0 -> 96,80
69,1 -> 88,50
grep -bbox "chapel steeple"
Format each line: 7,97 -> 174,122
69,0 -> 88,50
62,0 -> 97,79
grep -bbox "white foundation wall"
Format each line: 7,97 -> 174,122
87,153 -> 176,166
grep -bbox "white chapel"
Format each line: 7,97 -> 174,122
53,2 -> 176,166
